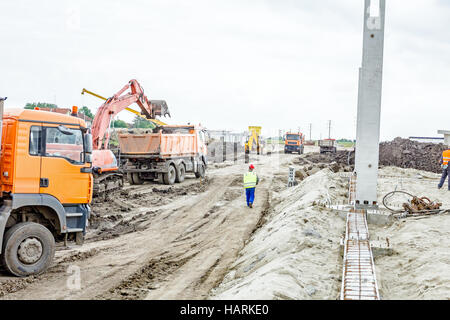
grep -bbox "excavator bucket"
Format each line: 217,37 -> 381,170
150,100 -> 171,118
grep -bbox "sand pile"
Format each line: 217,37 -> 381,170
209,169 -> 348,300
373,166 -> 450,299
379,138 -> 447,173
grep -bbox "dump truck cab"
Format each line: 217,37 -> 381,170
284,132 -> 305,154
0,107 -> 93,276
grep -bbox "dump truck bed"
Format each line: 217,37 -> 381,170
319,139 -> 336,147
118,132 -> 199,158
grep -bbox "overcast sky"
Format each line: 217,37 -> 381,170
1,0 -> 449,140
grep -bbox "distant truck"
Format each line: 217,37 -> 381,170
319,139 -> 337,154
284,132 -> 305,154
118,125 -> 208,185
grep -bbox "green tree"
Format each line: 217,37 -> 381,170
80,106 -> 94,119
24,102 -> 57,110
112,119 -> 128,128
132,115 -> 155,129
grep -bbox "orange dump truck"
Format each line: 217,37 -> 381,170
284,132 -> 305,154
118,125 -> 208,185
0,98 -> 93,276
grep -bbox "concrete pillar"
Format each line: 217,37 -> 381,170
355,0 -> 386,208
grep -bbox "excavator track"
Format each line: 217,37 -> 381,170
93,172 -> 124,198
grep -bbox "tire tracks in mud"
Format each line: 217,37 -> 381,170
0,178 -> 213,300
0,247 -> 106,298
99,174 -> 242,300
142,166 -> 278,300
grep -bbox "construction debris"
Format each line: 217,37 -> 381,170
379,138 -> 447,173
297,150 -> 354,168
382,190 -> 447,218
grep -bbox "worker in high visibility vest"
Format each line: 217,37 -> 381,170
438,149 -> 450,190
244,164 -> 259,208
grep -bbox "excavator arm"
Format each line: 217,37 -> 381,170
90,79 -> 170,149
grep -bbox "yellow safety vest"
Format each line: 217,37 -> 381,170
243,172 -> 257,189
443,150 -> 450,165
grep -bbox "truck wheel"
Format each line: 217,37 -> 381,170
163,164 -> 176,185
1,222 -> 55,277
195,163 -> 206,179
127,173 -> 134,184
132,173 -> 144,185
175,164 -> 186,183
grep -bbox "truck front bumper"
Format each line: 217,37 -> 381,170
285,145 -> 300,152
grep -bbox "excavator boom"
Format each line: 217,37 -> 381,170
89,79 -> 170,149
81,88 -> 168,127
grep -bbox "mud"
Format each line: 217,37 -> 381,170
87,178 -> 211,242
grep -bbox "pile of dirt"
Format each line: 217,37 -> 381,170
379,138 -> 447,173
298,138 -> 447,173
298,150 -> 354,167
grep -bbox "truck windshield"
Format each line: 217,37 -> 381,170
286,135 -> 300,140
45,127 -> 84,164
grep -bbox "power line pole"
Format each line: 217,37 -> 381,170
328,120 -> 331,139
309,123 -> 312,141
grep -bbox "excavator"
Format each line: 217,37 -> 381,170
83,79 -> 170,197
244,126 -> 263,163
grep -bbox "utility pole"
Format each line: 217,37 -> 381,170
309,123 -> 312,141
328,120 -> 331,139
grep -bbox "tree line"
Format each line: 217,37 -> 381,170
24,102 -> 155,129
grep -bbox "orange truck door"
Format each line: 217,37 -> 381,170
12,122 -> 42,193
39,125 -> 91,204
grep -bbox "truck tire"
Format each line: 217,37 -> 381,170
1,222 -> 55,277
195,162 -> 206,179
127,173 -> 144,185
127,173 -> 134,184
163,164 -> 176,185
132,173 -> 144,185
175,164 -> 186,183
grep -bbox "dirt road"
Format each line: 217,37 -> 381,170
0,151 -> 293,300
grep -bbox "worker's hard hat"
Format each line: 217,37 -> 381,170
249,164 -> 255,170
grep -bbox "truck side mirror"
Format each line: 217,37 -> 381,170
84,133 -> 93,153
85,153 -> 93,164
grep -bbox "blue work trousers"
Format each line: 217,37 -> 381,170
438,166 -> 450,190
245,188 -> 255,206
